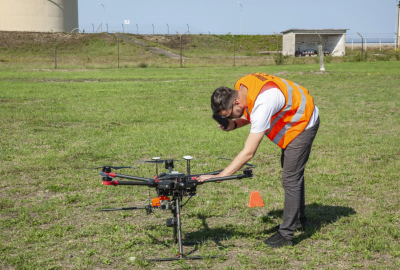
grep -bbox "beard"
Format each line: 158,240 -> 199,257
236,108 -> 244,119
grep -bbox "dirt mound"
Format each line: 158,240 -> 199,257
0,31 -> 112,49
137,34 -> 191,49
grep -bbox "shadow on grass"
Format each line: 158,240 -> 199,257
263,202 -> 357,244
183,203 -> 356,248
141,203 -> 356,253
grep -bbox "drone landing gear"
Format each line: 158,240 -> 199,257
152,197 -> 219,261
101,196 -> 219,261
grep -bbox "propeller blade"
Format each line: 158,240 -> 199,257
216,157 -> 256,167
100,172 -> 116,178
136,159 -> 183,164
136,160 -> 166,164
84,166 -> 135,170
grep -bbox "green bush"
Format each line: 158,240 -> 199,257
273,53 -> 289,65
324,54 -> 333,63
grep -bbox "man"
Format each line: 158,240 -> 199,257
197,72 -> 320,248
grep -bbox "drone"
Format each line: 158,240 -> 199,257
93,156 -> 254,261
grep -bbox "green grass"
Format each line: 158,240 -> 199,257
1,61 -> 400,269
136,34 -> 282,57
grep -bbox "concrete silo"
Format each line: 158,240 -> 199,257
0,0 -> 78,32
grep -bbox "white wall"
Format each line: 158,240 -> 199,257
282,33 -> 295,56
0,0 -> 78,32
327,34 -> 345,56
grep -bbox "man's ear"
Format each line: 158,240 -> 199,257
234,98 -> 243,109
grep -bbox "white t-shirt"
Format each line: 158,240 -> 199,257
250,88 -> 319,134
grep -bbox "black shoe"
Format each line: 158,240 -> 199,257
275,218 -> 307,232
258,232 -> 293,248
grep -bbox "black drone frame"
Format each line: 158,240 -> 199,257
97,157 -> 254,261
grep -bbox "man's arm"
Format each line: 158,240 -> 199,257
197,131 -> 264,182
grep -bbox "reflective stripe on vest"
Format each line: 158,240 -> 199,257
269,80 -> 308,145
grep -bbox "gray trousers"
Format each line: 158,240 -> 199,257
278,117 -> 320,240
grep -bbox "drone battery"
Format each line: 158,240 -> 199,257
151,196 -> 171,207
185,182 -> 197,188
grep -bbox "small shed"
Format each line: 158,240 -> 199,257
281,29 -> 348,57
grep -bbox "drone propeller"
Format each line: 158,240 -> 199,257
136,160 -> 183,164
84,166 -> 135,170
216,157 -> 256,167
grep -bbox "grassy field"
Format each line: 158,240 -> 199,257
1,61 -> 400,269
1,31 -> 398,70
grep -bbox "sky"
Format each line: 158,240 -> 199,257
78,0 -> 400,41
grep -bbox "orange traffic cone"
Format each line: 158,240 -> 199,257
247,191 -> 264,207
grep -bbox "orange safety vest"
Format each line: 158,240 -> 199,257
234,73 -> 315,149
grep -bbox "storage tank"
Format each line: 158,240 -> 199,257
0,0 -> 78,32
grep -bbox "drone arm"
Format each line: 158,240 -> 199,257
100,206 -> 146,211
189,170 -> 222,177
102,180 -> 155,187
105,173 -> 154,182
196,171 -> 253,184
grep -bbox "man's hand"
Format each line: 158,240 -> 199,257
218,120 -> 235,132
197,174 -> 220,183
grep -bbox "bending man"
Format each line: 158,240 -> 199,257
198,73 -> 320,248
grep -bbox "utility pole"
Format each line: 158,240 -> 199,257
176,31 -> 183,68
316,32 -> 325,71
357,32 -> 364,62
100,3 -> 105,32
238,2 -> 242,35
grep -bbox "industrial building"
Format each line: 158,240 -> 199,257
281,29 -> 348,57
0,0 -> 78,32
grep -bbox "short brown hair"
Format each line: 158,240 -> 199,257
211,87 -> 238,115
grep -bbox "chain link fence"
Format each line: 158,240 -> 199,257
0,31 -> 398,70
